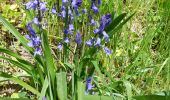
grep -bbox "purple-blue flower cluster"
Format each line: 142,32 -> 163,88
86,13 -> 112,55
25,0 -> 48,56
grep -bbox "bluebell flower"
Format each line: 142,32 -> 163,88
57,43 -> 63,51
93,29 -> 100,34
82,8 -> 87,14
69,23 -> 74,31
64,29 -> 69,34
33,17 -> 40,25
92,3 -> 99,13
51,8 -> 57,14
75,31 -> 82,45
85,77 -> 93,94
25,35 -> 31,40
102,31 -> 109,42
103,47 -> 112,55
72,0 -> 82,16
27,41 -> 34,47
64,37 -> 70,44
98,0 -> 101,5
86,39 -> 94,47
25,1 -> 37,10
33,36 -> 41,46
100,14 -> 112,28
34,47 -> 42,56
42,97 -> 47,100
27,24 -> 36,37
68,7 -> 73,16
94,37 -> 101,47
62,0 -> 68,4
72,0 -> 82,8
90,19 -> 96,26
94,14 -> 112,34
61,6 -> 66,18
39,2 -> 48,13
75,8 -> 79,16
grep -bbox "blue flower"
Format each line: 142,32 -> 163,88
42,96 -> 47,100
33,17 -> 40,25
94,14 -> 112,34
72,0 -> 82,8
69,23 -> 74,31
62,0 -> 68,4
85,77 -> 94,94
25,1 -> 37,10
93,29 -> 100,34
68,7 -> 73,16
100,14 -> 112,28
51,8 -> 57,14
75,31 -> 82,45
86,39 -> 94,47
102,31 -> 109,42
64,37 -> 70,44
39,2 -> 48,13
27,24 -> 36,37
75,8 -> 79,16
27,41 -> 34,47
34,47 -> 42,56
98,0 -> 101,5
61,6 -> 66,18
92,3 -> 99,13
103,47 -> 112,55
57,43 -> 63,51
90,19 -> 96,26
94,37 -> 101,47
82,8 -> 87,14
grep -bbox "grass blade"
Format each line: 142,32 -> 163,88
57,72 -> 67,100
0,71 -> 40,96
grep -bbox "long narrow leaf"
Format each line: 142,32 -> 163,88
41,30 -> 56,87
57,72 -> 67,100
0,56 -> 32,75
0,14 -> 31,52
0,71 -> 40,96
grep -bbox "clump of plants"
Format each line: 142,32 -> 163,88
0,0 -> 134,99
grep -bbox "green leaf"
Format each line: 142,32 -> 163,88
0,47 -> 33,67
57,72 -> 67,100
0,71 -> 40,96
133,95 -> 170,100
108,12 -> 136,37
41,30 -> 56,86
0,56 -> 32,75
123,81 -> 132,100
105,13 -> 127,32
0,98 -> 30,100
77,81 -> 85,100
39,77 -> 49,100
0,14 -> 32,52
84,95 -> 113,100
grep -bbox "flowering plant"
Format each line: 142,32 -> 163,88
0,0 -> 134,99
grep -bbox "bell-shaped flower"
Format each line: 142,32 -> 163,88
34,47 -> 42,56
51,8 -> 57,14
64,37 -> 70,44
57,43 -> 63,51
103,47 -> 112,55
75,31 -> 82,45
92,3 -> 99,13
90,19 -> 96,26
94,37 -> 101,47
102,31 -> 109,42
